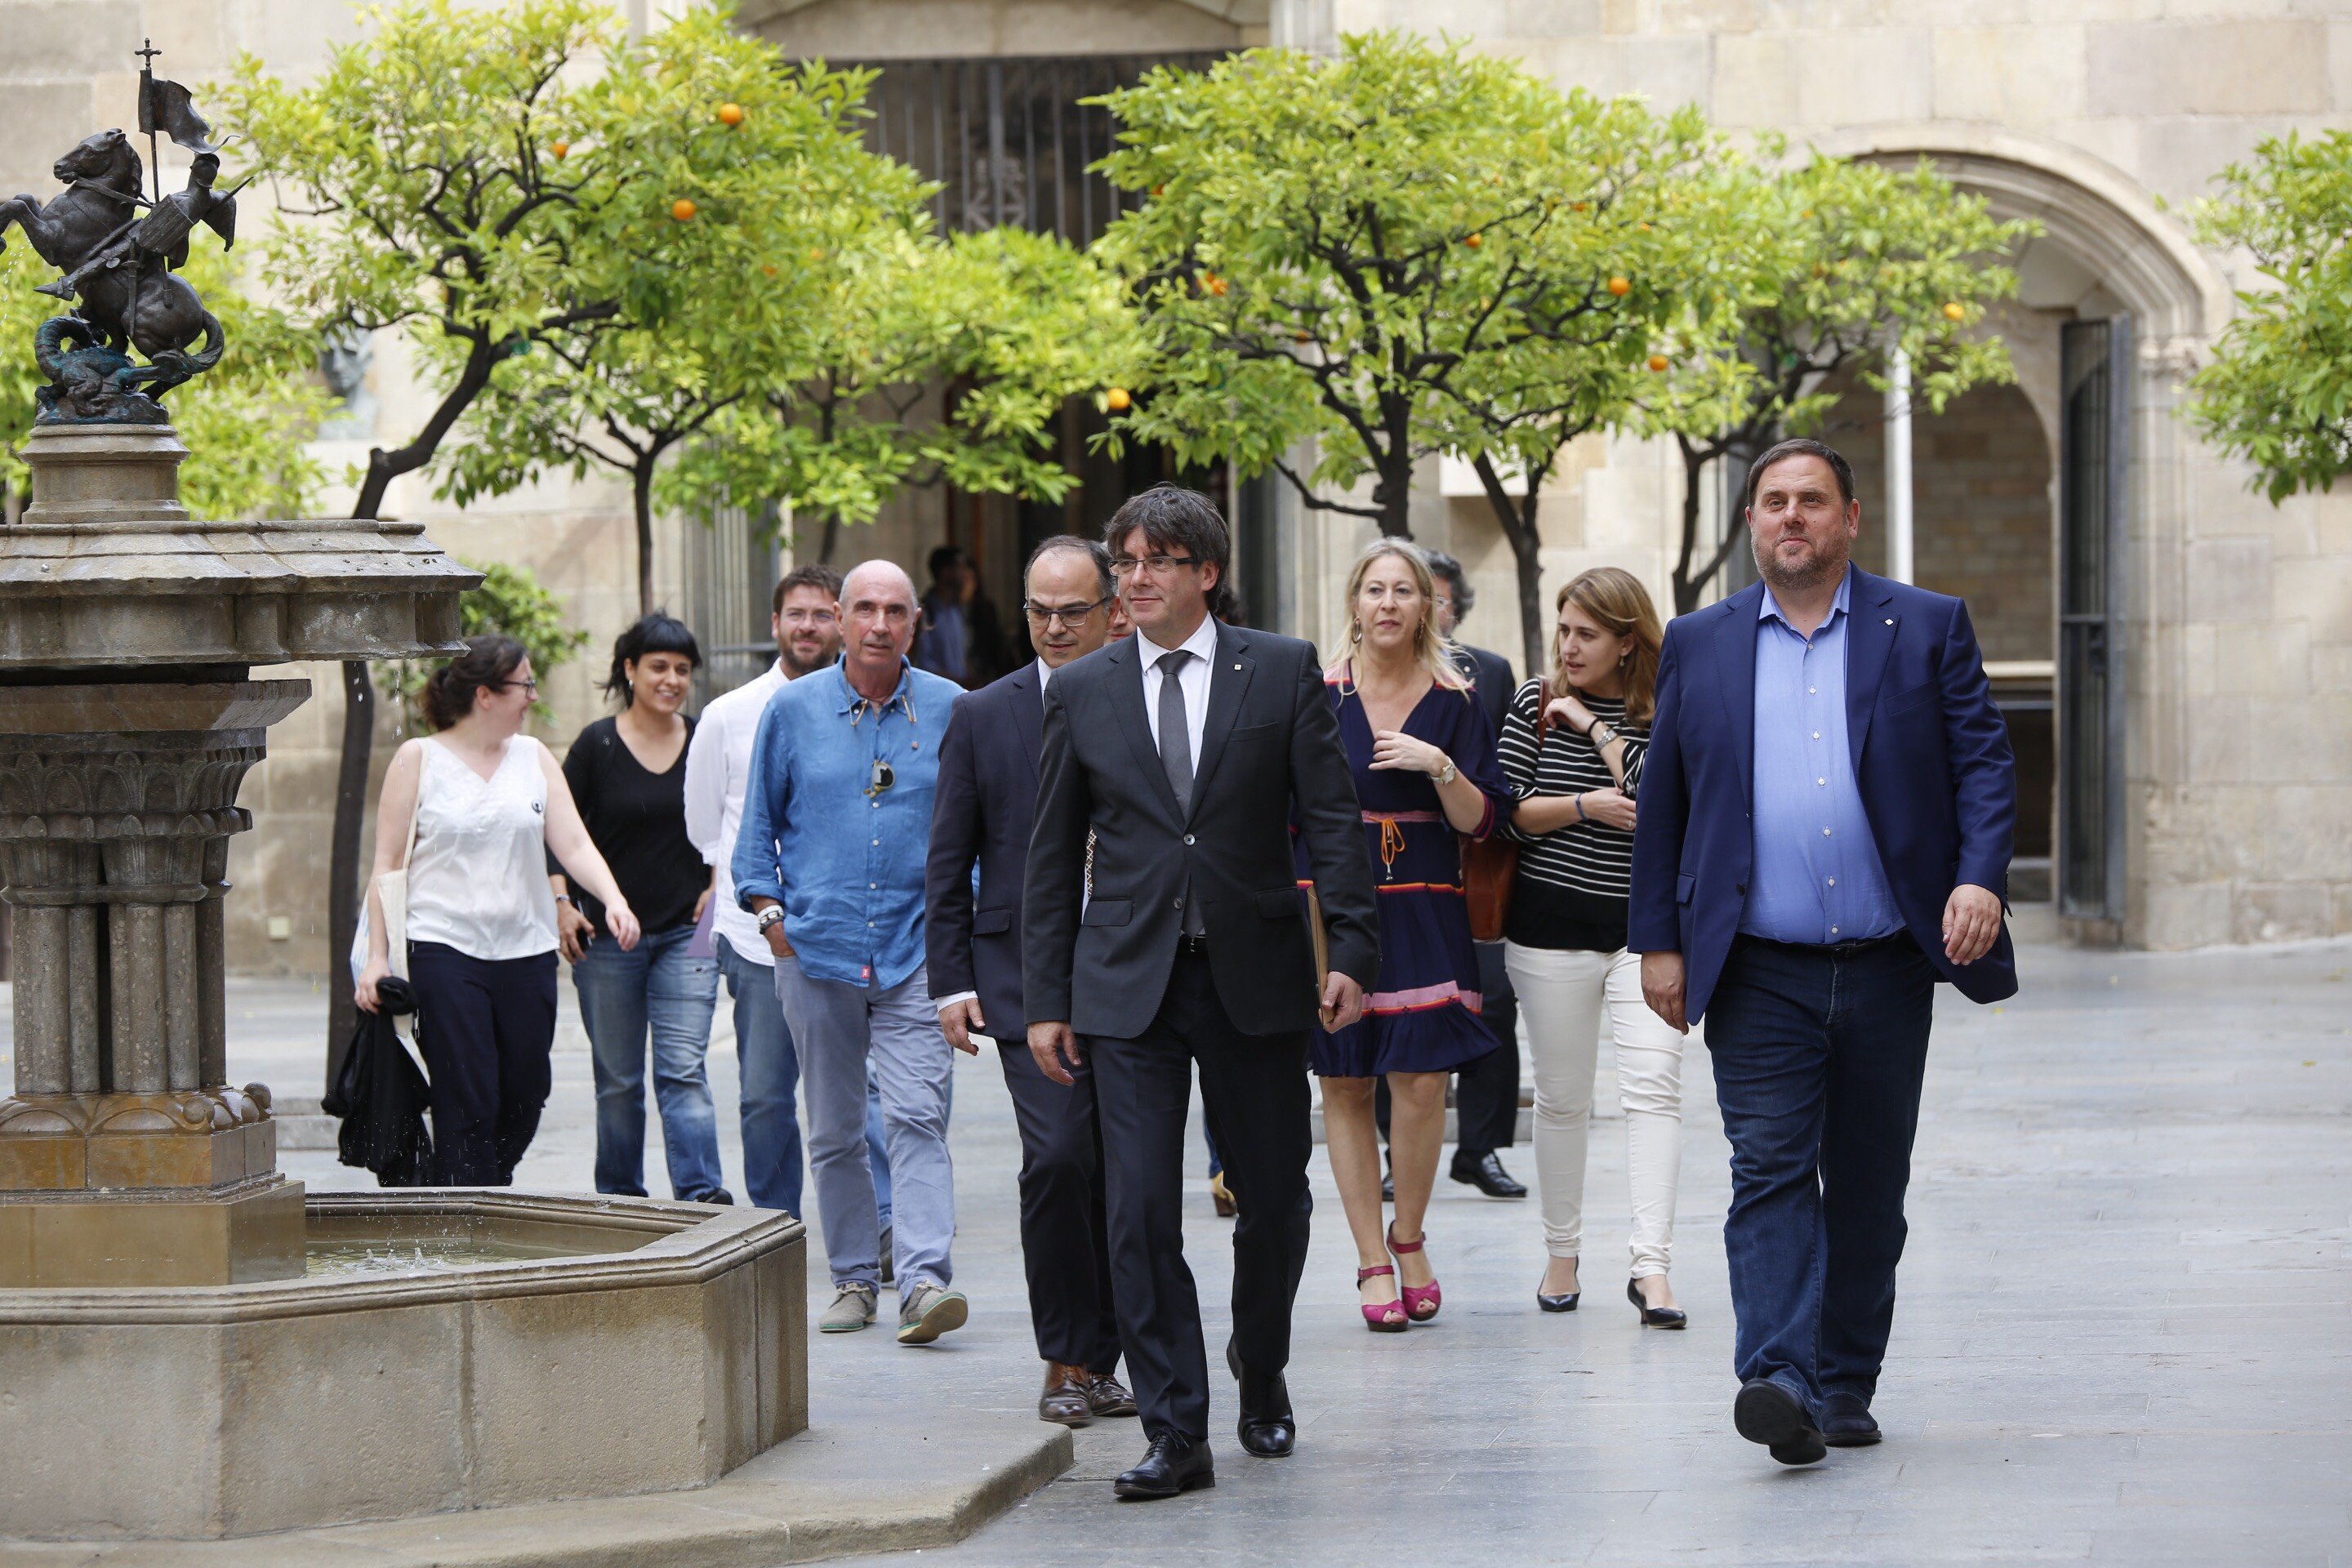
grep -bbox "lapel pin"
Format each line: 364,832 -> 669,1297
1884,618 -> 1894,626
1232,662 -> 1241,670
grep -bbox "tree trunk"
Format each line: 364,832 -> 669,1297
1374,459 -> 1414,539
1671,439 -> 1708,616
632,461 -> 657,616
1472,453 -> 1549,677
817,511 -> 840,564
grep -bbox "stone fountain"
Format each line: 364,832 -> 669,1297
0,57 -> 808,1544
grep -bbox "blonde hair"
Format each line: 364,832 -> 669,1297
1337,538 -> 1470,693
1554,568 -> 1664,724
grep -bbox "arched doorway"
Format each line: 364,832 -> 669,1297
1821,127 -> 2230,941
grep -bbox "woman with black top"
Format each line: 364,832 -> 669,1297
1500,568 -> 1688,1326
554,613 -> 728,1203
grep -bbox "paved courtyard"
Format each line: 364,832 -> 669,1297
12,917 -> 2343,1565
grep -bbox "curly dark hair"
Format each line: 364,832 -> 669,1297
421,635 -> 528,731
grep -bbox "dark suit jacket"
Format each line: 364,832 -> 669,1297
924,662 -> 1044,1036
1629,568 -> 2019,1022
1450,643 -> 1515,747
1023,621 -> 1379,1040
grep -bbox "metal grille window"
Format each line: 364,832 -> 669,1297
834,55 -> 1226,246
680,503 -> 785,704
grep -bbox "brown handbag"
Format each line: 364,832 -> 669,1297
1460,680 -> 1548,943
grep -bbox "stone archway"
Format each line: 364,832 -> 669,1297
1816,127 -> 2228,942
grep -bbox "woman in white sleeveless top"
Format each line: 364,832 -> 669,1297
355,635 -> 640,1186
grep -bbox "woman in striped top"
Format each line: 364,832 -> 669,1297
1501,568 -> 1690,1328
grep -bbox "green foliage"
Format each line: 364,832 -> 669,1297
0,242 -> 330,520
2188,130 -> 2352,503
379,559 -> 591,728
1639,152 -> 2033,609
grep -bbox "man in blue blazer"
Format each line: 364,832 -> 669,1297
926,536 -> 1134,1430
1631,439 -> 2016,1466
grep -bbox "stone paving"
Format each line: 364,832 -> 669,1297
10,919 -> 2344,1565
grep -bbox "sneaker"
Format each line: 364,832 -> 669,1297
896,1282 -> 969,1345
820,1281 -> 878,1334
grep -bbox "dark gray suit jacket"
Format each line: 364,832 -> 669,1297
924,662 -> 1042,1036
1022,621 -> 1379,1040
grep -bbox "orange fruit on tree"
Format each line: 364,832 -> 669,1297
762,264 -> 777,277
1647,354 -> 1670,372
670,198 -> 697,221
550,140 -> 569,159
1105,386 -> 1132,412
718,102 -> 745,127
1463,232 -> 1482,248
1943,301 -> 1967,321
1607,275 -> 1632,296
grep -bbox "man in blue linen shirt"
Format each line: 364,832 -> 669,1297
1631,439 -> 2016,1468
736,560 -> 976,1345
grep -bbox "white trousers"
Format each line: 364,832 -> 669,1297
1504,942 -> 1686,1277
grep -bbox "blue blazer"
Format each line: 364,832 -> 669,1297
1629,569 -> 2019,1022
924,662 -> 1045,1036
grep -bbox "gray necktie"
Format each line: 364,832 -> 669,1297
1156,649 -> 1204,936
1157,648 -> 1194,815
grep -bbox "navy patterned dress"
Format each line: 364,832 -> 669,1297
1299,671 -> 1512,1079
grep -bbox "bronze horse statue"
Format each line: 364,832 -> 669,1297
1,127 -> 229,418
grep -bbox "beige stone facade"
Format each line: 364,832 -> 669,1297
7,0 -> 2350,966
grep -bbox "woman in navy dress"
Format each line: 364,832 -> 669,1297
1306,540 -> 1511,1330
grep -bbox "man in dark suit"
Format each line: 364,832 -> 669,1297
1631,438 -> 2016,1467
925,535 -> 1134,1430
1025,483 -> 1379,1500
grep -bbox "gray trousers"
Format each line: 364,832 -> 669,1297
773,956 -> 954,1292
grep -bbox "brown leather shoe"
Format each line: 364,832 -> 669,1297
1039,1363 -> 1094,1427
1087,1371 -> 1138,1419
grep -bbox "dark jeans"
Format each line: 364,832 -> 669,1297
1378,939 -> 1519,1160
408,942 -> 558,1186
999,1041 -> 1121,1373
716,935 -> 803,1216
1704,933 -> 1936,1414
1089,949 -> 1312,1441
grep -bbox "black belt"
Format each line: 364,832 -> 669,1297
1737,931 -> 1911,960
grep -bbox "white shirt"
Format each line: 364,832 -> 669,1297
684,658 -> 790,967
405,736 -> 560,960
1138,613 -> 1217,764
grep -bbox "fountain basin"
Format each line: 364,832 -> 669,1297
0,1191 -> 808,1540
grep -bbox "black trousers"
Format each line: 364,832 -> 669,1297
1378,938 -> 1520,1158
1088,948 -> 1312,1441
408,942 -> 558,1187
997,1040 -> 1123,1374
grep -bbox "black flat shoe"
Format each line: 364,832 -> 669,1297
1450,1151 -> 1529,1199
1627,1277 -> 1687,1329
1226,1336 -> 1295,1457
1535,1275 -> 1580,1313
1114,1432 -> 1215,1499
1733,1379 -> 1826,1467
1820,1391 -> 1881,1447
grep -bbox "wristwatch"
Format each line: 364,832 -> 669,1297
1435,758 -> 1459,786
755,906 -> 786,933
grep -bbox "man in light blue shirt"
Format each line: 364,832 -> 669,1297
736,560 -> 973,1345
1740,566 -> 1904,947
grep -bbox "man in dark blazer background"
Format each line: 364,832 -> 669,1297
1024,483 -> 1379,1500
1632,438 -> 2016,1468
926,536 -> 1134,1431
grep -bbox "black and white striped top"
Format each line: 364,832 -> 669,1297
1499,680 -> 1648,952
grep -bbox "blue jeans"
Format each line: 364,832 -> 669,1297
574,924 -> 724,1200
717,934 -> 802,1216
773,956 -> 953,1291
1704,933 -> 1936,1415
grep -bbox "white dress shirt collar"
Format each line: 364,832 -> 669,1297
1139,612 -> 1219,670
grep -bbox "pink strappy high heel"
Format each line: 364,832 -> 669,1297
1356,1263 -> 1408,1332
1388,1223 -> 1441,1321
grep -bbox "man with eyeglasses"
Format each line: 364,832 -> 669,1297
925,535 -> 1137,1430
735,561 -> 973,1346
1024,483 -> 1379,1499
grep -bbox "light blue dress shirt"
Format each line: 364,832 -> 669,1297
1739,568 -> 1903,946
733,658 -> 962,989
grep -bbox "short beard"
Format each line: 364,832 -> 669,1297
1753,531 -> 1850,595
782,645 -> 835,679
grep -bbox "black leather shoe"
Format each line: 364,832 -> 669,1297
1626,1277 -> 1687,1330
1820,1391 -> 1881,1447
1113,1432 -> 1215,1499
1733,1379 -> 1826,1466
1450,1152 -> 1528,1199
1226,1336 -> 1295,1458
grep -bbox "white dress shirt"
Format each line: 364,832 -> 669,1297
1138,613 -> 1217,764
683,657 -> 790,967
